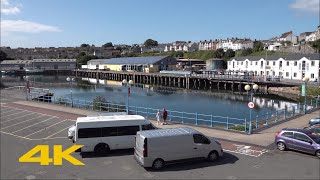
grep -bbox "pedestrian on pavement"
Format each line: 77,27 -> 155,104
156,110 -> 161,125
162,108 -> 168,125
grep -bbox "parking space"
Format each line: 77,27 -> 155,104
0,105 -> 74,140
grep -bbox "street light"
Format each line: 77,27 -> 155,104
244,84 -> 259,134
66,77 -> 75,107
122,79 -> 134,114
302,76 -> 309,114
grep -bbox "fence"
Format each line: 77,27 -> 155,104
29,93 -> 319,135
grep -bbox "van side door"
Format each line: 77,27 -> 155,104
192,134 -> 211,158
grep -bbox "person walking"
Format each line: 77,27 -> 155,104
162,108 -> 168,125
156,110 -> 161,125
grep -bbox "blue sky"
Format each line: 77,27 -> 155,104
1,0 -> 319,48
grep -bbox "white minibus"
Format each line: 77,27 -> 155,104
74,115 -> 156,155
134,127 -> 223,170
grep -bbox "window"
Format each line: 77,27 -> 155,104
117,126 -> 140,136
294,133 -> 312,143
193,134 -> 210,144
78,128 -> 101,138
281,132 -> 293,138
250,61 -> 252,65
294,61 -> 297,66
255,62 -> 258,65
241,62 -> 243,65
311,61 -> 315,66
273,61 -> 275,66
279,61 -> 282,67
294,73 -> 297,77
237,62 -> 239,65
287,62 -> 289,66
142,124 -> 156,130
101,127 -> 117,137
311,74 -> 314,78
286,72 -> 289,77
267,61 -> 269,65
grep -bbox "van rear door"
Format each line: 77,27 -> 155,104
135,133 -> 145,157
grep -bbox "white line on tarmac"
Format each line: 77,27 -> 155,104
0,105 -> 58,118
0,130 -> 68,141
0,130 -> 32,140
223,149 -> 260,158
1,112 -> 37,123
45,125 -> 74,139
11,117 -> 58,134
0,108 -> 17,115
1,110 -> 28,119
1,114 -> 48,130
25,119 -> 67,138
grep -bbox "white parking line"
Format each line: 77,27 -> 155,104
0,105 -> 58,118
1,112 -> 37,123
25,119 -> 67,138
0,108 -> 17,115
45,125 -> 74,139
0,130 -> 67,140
1,110 -> 28,119
11,117 -> 57,134
1,114 -> 47,130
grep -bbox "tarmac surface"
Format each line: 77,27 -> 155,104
1,89 -> 319,179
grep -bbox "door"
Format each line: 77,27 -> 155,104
192,134 -> 211,158
293,132 -> 315,154
280,131 -> 294,149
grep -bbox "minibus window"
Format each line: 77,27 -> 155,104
101,127 -> 117,137
117,126 -> 140,136
78,128 -> 101,138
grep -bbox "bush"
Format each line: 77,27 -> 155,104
228,123 -> 256,132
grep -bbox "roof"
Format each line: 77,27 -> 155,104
229,53 -> 320,61
280,31 -> 293,38
138,127 -> 199,138
76,115 -> 146,123
282,128 -> 313,134
87,56 -> 169,65
0,59 -> 76,64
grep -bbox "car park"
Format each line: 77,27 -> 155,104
275,128 -> 320,158
134,127 -> 223,170
309,117 -> 320,126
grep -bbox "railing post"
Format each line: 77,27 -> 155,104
292,106 -> 295,116
195,112 -> 198,125
135,106 -> 138,115
169,110 -> 171,121
99,101 -> 101,111
244,118 -> 247,133
210,114 -> 213,127
316,98 -> 319,108
182,112 -> 184,123
275,111 -> 278,122
310,99 -> 313,107
284,110 -> 286,121
265,112 -> 268,126
255,115 -> 258,129
226,116 -> 229,129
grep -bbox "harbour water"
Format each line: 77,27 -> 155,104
1,75 -> 298,120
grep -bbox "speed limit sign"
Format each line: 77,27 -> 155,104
248,102 -> 255,109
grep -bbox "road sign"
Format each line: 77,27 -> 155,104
248,102 -> 255,109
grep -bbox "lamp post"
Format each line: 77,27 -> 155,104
122,79 -> 134,114
66,77 -> 75,107
302,76 -> 309,114
245,84 -> 259,134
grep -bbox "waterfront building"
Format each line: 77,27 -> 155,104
84,56 -> 177,73
206,58 -> 225,71
0,59 -> 76,71
227,54 -> 319,81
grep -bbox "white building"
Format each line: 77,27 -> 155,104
164,41 -> 198,52
227,54 -> 319,81
216,39 -> 253,51
198,40 -> 216,50
306,26 -> 320,42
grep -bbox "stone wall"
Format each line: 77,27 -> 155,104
268,86 -> 301,101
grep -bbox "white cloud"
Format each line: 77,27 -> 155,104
1,0 -> 21,15
1,20 -> 61,34
289,0 -> 320,14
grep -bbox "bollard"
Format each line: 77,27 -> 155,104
226,116 -> 229,129
266,112 -> 268,126
195,112 -> 198,125
256,115 -> 259,129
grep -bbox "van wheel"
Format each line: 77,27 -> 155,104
315,150 -> 320,159
94,143 -> 110,155
207,151 -> 219,162
152,159 -> 164,170
277,142 -> 286,151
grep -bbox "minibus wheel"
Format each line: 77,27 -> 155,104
152,159 -> 164,170
94,143 -> 110,155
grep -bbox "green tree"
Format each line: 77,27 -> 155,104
239,48 -> 253,56
76,52 -> 98,67
0,50 -> 8,61
224,49 -> 235,59
80,44 -> 90,48
144,39 -> 158,47
309,39 -> 320,52
253,41 -> 264,52
102,42 -> 113,48
214,48 -> 225,58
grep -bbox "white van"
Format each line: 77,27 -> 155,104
74,115 -> 156,155
134,127 -> 223,170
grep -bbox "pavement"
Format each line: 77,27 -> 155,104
9,99 -> 320,147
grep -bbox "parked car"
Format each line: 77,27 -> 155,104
304,124 -> 320,135
309,117 -> 320,126
134,127 -> 223,170
275,128 -> 320,158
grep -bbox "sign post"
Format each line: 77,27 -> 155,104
248,101 -> 255,134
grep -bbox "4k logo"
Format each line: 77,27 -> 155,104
19,145 -> 84,166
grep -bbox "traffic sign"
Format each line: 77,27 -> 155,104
248,102 -> 255,109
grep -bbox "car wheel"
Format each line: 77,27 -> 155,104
207,151 -> 219,162
316,150 -> 320,159
152,159 -> 164,170
277,142 -> 286,151
94,143 -> 110,155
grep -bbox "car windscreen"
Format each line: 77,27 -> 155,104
142,123 -> 157,130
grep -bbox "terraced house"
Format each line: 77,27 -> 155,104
227,54 -> 320,81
